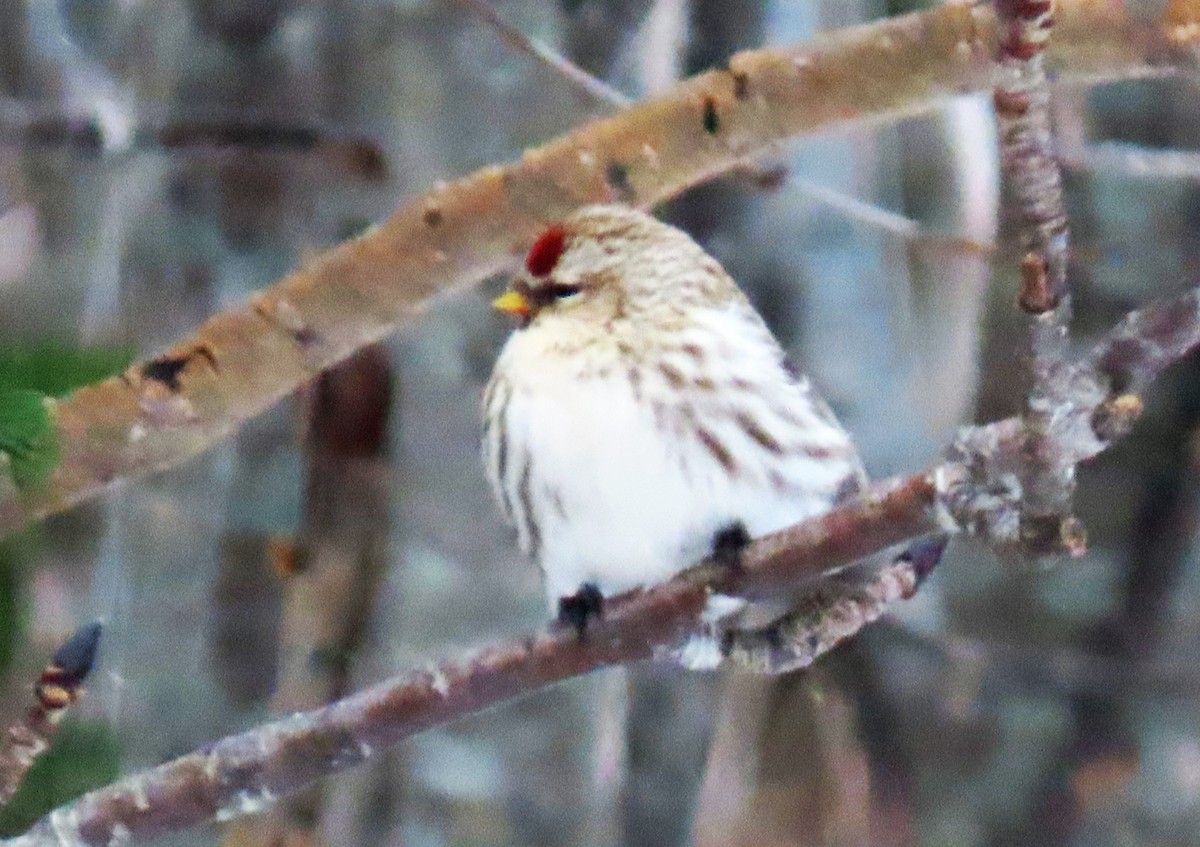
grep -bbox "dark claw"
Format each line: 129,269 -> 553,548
897,534 -> 950,583
711,520 -> 752,568
557,582 -> 604,637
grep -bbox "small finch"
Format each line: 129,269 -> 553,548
482,205 -> 866,669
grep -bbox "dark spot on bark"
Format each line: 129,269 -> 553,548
702,96 -> 720,135
423,207 -> 443,227
293,327 -> 321,347
731,71 -> 749,100
142,356 -> 190,391
193,344 -> 218,372
142,344 -> 219,391
605,161 -> 634,201
747,163 -> 790,193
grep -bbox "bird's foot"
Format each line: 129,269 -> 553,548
557,582 -> 604,637
711,520 -> 752,569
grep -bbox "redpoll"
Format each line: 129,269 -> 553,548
482,205 -> 866,669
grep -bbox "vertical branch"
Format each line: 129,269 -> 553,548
992,0 -> 1079,550
995,0 -> 1069,308
0,623 -> 102,807
224,345 -> 394,847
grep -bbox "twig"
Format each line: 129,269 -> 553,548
946,282 -> 1200,554
0,103 -> 387,179
453,0 -> 632,110
992,0 -> 1080,553
789,177 -> 996,257
3,1 -> 1198,540
1058,141 -> 1200,183
460,0 -> 975,266
0,623 -> 103,807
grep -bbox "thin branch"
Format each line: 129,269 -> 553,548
0,623 -> 103,807
0,101 -> 387,179
789,176 -> 997,257
1058,141 -> 1200,183
2,2 -> 1198,539
992,0 -> 1081,553
995,0 -> 1071,310
453,0 -> 632,110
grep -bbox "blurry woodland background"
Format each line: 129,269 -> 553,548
2,0 -> 1200,845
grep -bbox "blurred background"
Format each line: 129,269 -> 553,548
2,0 -> 1200,845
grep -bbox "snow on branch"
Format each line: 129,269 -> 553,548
1,0 -> 1198,538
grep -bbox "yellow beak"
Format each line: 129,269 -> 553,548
491,290 -> 531,318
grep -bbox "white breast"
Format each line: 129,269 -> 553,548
483,306 -> 864,610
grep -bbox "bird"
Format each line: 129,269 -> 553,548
481,204 -> 867,669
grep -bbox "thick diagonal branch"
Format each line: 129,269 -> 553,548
0,472 -> 945,847
2,0 -> 1198,538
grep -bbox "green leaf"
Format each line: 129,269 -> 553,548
0,723 -> 121,837
0,387 -> 59,490
0,343 -> 134,397
0,532 -> 33,678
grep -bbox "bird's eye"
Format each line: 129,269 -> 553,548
547,283 -> 582,300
